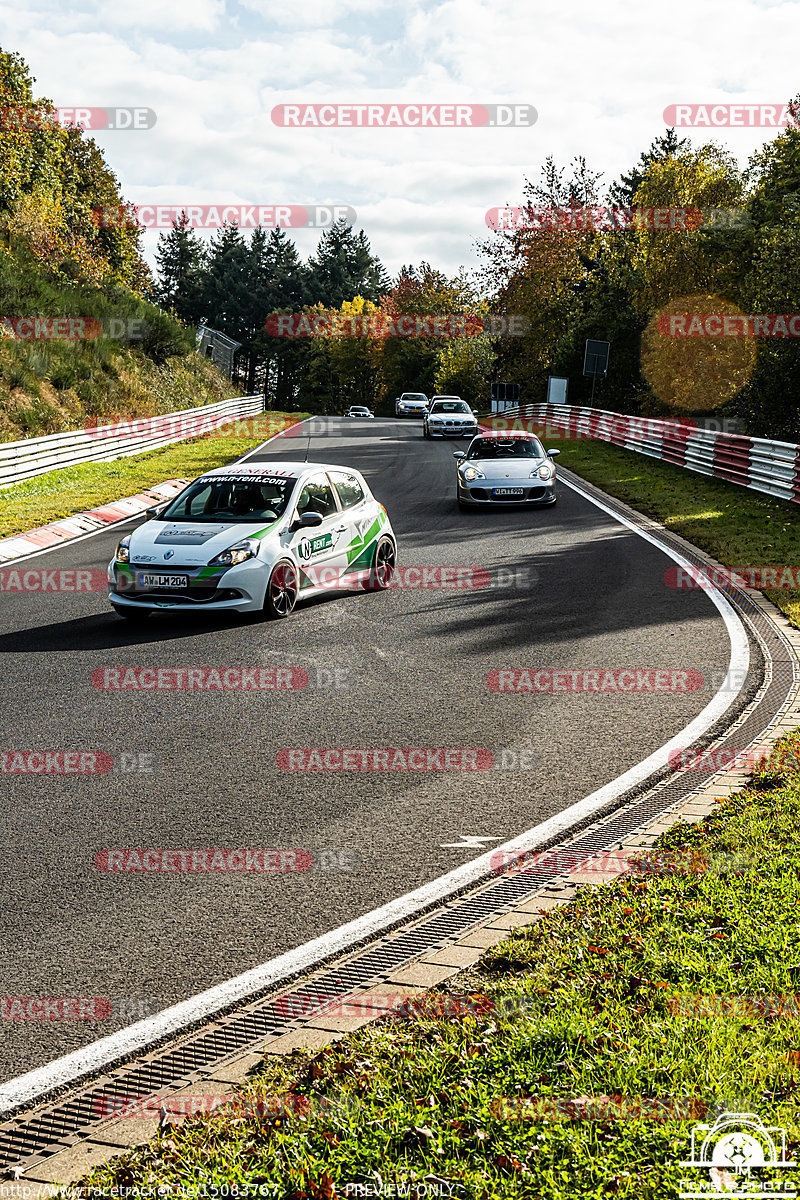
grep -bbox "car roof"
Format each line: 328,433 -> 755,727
198,461 -> 363,480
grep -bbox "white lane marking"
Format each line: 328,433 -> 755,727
0,421 -> 302,568
236,414 -> 325,462
440,835 -> 503,849
0,469 -> 751,1115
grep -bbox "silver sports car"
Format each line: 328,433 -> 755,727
454,430 -> 559,507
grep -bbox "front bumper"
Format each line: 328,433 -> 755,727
107,560 -> 267,613
457,477 -> 556,505
427,422 -> 478,438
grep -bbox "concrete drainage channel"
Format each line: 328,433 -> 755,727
2,470 -> 800,1191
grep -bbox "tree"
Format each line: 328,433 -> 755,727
255,228 -> 308,407
305,220 -> 389,307
480,156 -> 605,401
155,214 -> 207,323
0,47 -> 150,291
731,111 -> 800,437
608,129 -> 689,207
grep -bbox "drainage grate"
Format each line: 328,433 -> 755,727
2,475 -> 797,1176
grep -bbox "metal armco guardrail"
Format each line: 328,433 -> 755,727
0,394 -> 264,489
496,402 -> 800,505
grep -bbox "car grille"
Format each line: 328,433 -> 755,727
114,567 -> 239,604
467,486 -> 549,502
129,587 -> 240,604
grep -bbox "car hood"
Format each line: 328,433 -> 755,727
127,520 -> 278,567
464,457 -> 547,480
429,411 -> 474,420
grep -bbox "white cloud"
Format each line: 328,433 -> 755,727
3,0 -> 799,278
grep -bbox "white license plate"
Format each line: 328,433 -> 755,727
493,488 -> 524,497
137,573 -> 188,588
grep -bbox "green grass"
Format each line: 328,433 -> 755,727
528,431 -> 800,628
74,733 -> 800,1198
0,413 -> 308,538
0,244 -> 240,440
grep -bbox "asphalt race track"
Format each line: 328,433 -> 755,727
1,416 -> 733,1081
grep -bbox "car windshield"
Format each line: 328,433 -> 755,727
157,475 -> 296,523
430,400 -> 469,413
402,394 -> 427,402
466,438 -> 544,460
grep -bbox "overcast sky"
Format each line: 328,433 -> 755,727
2,0 -> 799,280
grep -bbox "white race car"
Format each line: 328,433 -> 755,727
345,406 -> 374,418
107,462 -> 397,620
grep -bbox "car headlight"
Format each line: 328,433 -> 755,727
115,535 -> 131,563
209,538 -> 259,567
463,466 -> 485,482
534,464 -> 555,480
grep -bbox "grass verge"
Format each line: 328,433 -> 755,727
73,733 -> 800,1198
0,413 -> 308,539
529,431 -> 800,628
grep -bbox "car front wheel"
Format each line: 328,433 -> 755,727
264,560 -> 299,619
364,536 -> 396,591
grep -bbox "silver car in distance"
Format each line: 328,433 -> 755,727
454,430 -> 559,508
423,396 -> 479,439
395,392 -> 429,417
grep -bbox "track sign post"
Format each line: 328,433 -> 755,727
546,376 -> 568,404
491,381 -> 520,412
583,339 -> 610,401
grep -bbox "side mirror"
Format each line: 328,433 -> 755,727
297,511 -> 324,528
453,451 -> 466,459
547,449 -> 561,458
145,504 -> 166,519
471,409 -> 478,415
